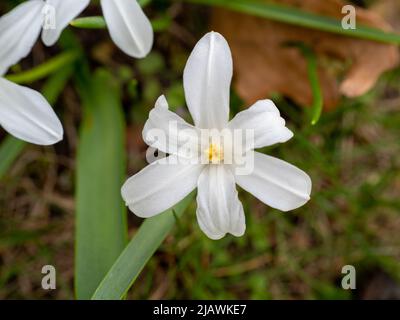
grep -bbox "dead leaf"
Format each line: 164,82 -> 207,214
372,0 -> 400,32
212,0 -> 399,110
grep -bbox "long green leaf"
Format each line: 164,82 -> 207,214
0,137 -> 25,179
75,69 -> 127,299
6,51 -> 79,85
91,193 -> 194,300
299,45 -> 324,125
184,0 -> 400,45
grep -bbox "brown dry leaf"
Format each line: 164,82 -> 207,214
373,0 -> 400,32
212,0 -> 400,110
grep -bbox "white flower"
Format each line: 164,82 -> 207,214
121,32 -> 312,240
0,0 -> 65,145
0,0 -> 153,73
0,0 -> 153,145
0,77 -> 63,145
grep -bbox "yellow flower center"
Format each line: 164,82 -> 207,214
206,143 -> 224,163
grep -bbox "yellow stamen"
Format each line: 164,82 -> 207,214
206,143 -> 224,163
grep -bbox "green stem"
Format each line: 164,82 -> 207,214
5,51 -> 79,85
301,46 -> 323,125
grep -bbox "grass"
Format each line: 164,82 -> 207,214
0,0 -> 399,299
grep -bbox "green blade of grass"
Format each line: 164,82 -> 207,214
91,193 -> 194,300
5,51 -> 79,85
300,46 -> 324,125
0,65 -> 74,181
183,0 -> 400,45
74,68 -> 128,299
0,137 -> 25,180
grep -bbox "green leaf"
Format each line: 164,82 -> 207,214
0,64 -> 74,181
184,0 -> 400,45
0,137 -> 25,180
70,16 -> 107,29
91,193 -> 194,300
299,45 -> 323,125
5,51 -> 79,85
71,16 -> 171,32
75,69 -> 128,299
151,16 -> 173,32
138,0 -> 152,6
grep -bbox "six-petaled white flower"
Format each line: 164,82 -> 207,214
121,32 -> 312,240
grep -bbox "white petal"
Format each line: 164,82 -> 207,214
142,95 -> 201,158
41,0 -> 90,46
235,152 -> 311,211
183,32 -> 232,129
100,0 -> 153,58
228,99 -> 293,151
196,165 -> 245,240
0,78 -> 63,145
0,0 -> 44,75
155,94 -> 168,110
121,155 -> 203,218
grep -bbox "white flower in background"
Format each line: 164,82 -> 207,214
0,0 -> 64,145
0,0 -> 153,145
0,77 -> 63,145
0,0 -> 153,74
42,0 -> 154,58
121,32 -> 312,240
